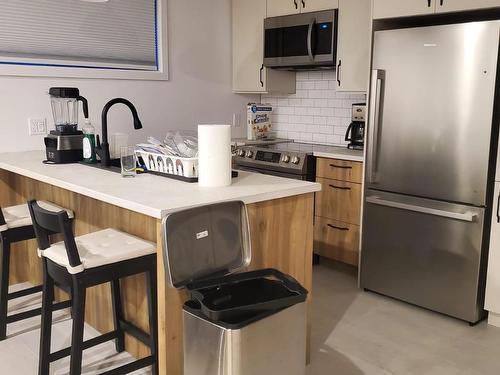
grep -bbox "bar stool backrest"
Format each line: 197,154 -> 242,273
27,200 -> 82,270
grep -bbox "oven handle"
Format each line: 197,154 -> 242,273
307,18 -> 316,61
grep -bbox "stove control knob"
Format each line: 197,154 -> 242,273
291,156 -> 301,165
237,149 -> 246,157
281,154 -> 290,163
246,150 -> 254,158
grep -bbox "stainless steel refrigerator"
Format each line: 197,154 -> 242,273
360,20 -> 500,324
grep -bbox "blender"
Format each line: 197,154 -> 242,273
44,87 -> 89,164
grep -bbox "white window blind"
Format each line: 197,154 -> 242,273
0,0 -> 158,71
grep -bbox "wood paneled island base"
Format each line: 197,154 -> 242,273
0,169 -> 314,375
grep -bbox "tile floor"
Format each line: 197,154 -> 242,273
2,263 -> 500,374
307,261 -> 500,375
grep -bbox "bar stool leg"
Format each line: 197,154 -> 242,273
111,279 -> 125,353
38,263 -> 54,375
0,235 -> 11,341
69,284 -> 86,375
147,266 -> 158,375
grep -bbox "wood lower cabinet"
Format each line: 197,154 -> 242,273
315,177 -> 361,224
314,217 -> 360,266
314,157 -> 363,266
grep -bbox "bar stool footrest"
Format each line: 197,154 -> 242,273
119,319 -> 151,346
98,356 -> 155,375
8,285 -> 43,300
49,329 -> 120,363
6,299 -> 71,324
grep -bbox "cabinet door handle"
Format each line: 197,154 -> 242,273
440,0 -> 444,5
329,164 -> 352,169
427,0 -> 431,7
327,224 -> 349,231
302,0 -> 306,8
294,0 -> 298,9
259,64 -> 264,87
497,193 -> 500,223
329,184 -> 351,191
336,59 -> 342,86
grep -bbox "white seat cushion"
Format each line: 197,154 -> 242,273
39,228 -> 156,274
0,201 -> 74,232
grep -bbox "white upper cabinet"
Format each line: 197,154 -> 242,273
436,0 -> 500,13
232,0 -> 296,94
373,0 -> 435,19
336,0 -> 371,92
301,0 -> 339,13
267,0 -> 338,17
267,0 -> 301,17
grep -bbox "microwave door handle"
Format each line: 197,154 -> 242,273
366,69 -> 385,184
307,18 -> 316,61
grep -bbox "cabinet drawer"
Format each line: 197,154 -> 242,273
314,217 -> 360,266
316,157 -> 363,183
315,177 -> 362,224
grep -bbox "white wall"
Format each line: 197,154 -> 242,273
0,0 -> 255,152
262,71 -> 366,146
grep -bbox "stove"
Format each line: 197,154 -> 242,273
233,142 -> 316,181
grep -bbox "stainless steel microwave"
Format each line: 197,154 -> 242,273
263,9 -> 337,70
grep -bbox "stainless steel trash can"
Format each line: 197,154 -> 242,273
162,201 -> 308,375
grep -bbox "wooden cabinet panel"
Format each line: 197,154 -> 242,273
336,0 -> 371,92
315,177 -> 362,223
316,157 -> 363,183
436,0 -> 500,13
232,0 -> 296,94
267,0 -> 300,17
373,0 -> 435,19
314,217 -> 360,266
302,0 -> 339,12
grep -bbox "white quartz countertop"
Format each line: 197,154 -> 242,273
312,145 -> 364,162
0,151 -> 320,219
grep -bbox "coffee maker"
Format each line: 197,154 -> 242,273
345,103 -> 366,150
44,88 -> 88,164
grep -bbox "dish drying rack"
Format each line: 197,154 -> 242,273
135,150 -> 199,183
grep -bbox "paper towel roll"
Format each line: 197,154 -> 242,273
198,124 -> 232,187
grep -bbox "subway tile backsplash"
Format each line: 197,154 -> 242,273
262,71 -> 366,146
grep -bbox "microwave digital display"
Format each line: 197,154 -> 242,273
256,151 -> 281,163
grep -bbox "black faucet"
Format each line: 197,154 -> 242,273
96,98 -> 143,167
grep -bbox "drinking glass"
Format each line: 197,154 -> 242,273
120,146 -> 136,177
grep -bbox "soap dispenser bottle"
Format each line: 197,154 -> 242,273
82,120 -> 97,163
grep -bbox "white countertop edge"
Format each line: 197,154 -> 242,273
0,160 -> 321,220
159,183 -> 322,217
0,161 -> 163,218
313,151 -> 364,162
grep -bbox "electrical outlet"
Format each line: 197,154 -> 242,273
28,118 -> 47,136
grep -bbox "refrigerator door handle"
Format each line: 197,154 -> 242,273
366,196 -> 477,222
366,69 -> 385,183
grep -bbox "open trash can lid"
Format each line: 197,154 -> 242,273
162,201 -> 251,289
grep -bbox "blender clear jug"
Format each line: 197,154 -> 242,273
49,87 -> 89,133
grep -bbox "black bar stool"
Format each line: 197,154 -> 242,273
28,200 -> 158,375
0,201 -> 74,340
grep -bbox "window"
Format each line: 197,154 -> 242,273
0,0 -> 167,80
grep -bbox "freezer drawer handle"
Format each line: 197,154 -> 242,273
366,196 -> 477,222
327,224 -> 349,231
329,164 -> 352,169
329,184 -> 351,191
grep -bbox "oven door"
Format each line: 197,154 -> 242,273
264,10 -> 337,69
235,165 -> 306,181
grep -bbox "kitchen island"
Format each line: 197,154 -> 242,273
0,150 -> 320,375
